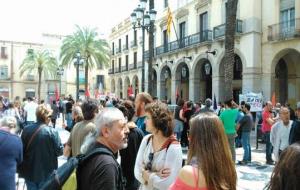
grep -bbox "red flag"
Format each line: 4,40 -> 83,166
85,88 -> 90,98
271,92 -> 276,106
55,84 -> 59,101
176,86 -> 179,98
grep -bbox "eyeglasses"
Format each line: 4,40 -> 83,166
145,152 -> 154,171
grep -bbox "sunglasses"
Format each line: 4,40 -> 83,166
145,152 -> 154,171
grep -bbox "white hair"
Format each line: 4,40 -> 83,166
80,108 -> 125,154
0,116 -> 17,129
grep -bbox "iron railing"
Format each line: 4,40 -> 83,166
130,41 -> 138,48
129,63 -> 137,70
122,44 -> 129,51
213,19 -> 243,39
108,68 -> 114,74
268,18 -> 300,41
155,30 -> 212,56
121,65 -> 128,72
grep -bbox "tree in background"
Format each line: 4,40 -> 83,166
19,49 -> 58,101
224,0 -> 239,101
60,25 -> 109,97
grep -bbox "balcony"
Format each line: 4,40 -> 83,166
122,44 -> 129,52
268,18 -> 300,41
26,74 -> 35,81
129,63 -> 137,70
121,65 -> 128,72
137,61 -> 143,69
213,19 -> 243,39
155,30 -> 213,56
108,68 -> 114,75
116,47 -> 121,54
130,41 -> 138,48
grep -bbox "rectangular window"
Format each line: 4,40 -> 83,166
126,55 -> 129,70
126,35 -> 129,49
112,60 -> 115,72
134,52 -> 137,68
0,65 -> 8,79
163,30 -> 168,51
112,42 -> 115,55
164,0 -> 168,8
96,75 -> 105,89
134,30 -> 137,45
119,57 -> 121,72
1,47 -> 8,59
200,12 -> 208,40
118,39 -> 121,52
280,7 -> 295,36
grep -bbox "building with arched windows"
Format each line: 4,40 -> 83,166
108,0 -> 300,107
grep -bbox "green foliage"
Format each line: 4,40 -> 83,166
60,25 -> 109,70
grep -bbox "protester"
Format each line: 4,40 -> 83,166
134,101 -> 182,190
23,97 -> 38,125
65,96 -> 75,130
265,143 -> 300,190
64,99 -> 98,157
236,103 -> 253,164
50,100 -> 59,128
181,101 -> 194,147
196,98 -> 214,114
270,107 -> 293,161
219,99 -> 239,161
169,113 -> 237,190
77,108 -> 129,190
134,92 -> 153,135
174,99 -> 184,141
262,101 -> 278,165
289,102 -> 300,144
0,116 -> 23,190
19,104 -> 63,190
116,100 -> 144,190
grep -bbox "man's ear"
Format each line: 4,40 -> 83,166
101,126 -> 110,138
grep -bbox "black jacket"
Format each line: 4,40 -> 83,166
20,122 -> 63,183
289,120 -> 300,145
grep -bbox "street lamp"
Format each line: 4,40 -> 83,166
130,0 -> 157,92
204,62 -> 211,75
56,65 -> 64,98
73,50 -> 85,101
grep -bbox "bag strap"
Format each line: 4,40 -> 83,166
25,124 -> 44,151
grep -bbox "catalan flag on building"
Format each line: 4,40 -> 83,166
167,7 -> 173,36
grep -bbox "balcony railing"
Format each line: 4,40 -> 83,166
155,30 -> 212,56
213,19 -> 243,39
122,44 -> 129,51
116,47 -> 121,54
130,41 -> 138,48
108,68 -> 114,74
268,18 -> 300,41
129,63 -> 137,70
121,65 -> 128,72
137,61 -> 143,68
26,74 -> 35,81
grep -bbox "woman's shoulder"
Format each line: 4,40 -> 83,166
178,165 -> 207,189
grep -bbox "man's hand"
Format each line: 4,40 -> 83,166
156,168 -> 171,178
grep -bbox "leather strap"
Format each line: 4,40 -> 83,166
26,124 -> 44,151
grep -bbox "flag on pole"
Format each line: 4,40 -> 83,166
167,7 -> 173,36
55,84 -> 59,101
271,92 -> 276,106
213,94 -> 217,110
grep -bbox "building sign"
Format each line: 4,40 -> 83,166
239,92 -> 263,112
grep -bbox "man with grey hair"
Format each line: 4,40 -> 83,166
0,116 -> 23,189
196,98 -> 215,114
77,107 -> 129,190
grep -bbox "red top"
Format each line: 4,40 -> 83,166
169,167 -> 208,190
262,110 -> 272,132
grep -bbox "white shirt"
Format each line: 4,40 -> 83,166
134,134 -> 183,190
24,101 -> 38,122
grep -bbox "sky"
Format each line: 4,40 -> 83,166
0,0 -> 138,42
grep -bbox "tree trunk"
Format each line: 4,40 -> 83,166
224,0 -> 238,101
147,0 -> 154,96
38,67 -> 42,103
85,62 -> 89,98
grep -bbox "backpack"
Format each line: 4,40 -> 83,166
40,147 -> 123,190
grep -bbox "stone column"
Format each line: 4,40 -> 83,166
171,76 -> 177,104
242,67 -> 262,94
189,77 -> 195,102
261,73 -> 273,101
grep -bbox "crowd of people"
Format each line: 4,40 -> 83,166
0,93 -> 300,190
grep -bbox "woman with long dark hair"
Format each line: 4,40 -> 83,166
169,113 -> 237,190
265,143 -> 300,190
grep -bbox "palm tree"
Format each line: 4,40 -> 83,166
19,50 -> 58,101
224,0 -> 239,101
60,26 -> 109,96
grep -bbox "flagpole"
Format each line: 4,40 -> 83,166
172,20 -> 179,41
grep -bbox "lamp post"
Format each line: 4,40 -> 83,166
131,0 -> 157,92
56,66 -> 64,98
73,50 -> 84,101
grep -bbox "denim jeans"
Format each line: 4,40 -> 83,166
265,132 -> 273,161
66,113 -> 73,128
25,180 -> 43,190
241,132 -> 251,162
227,133 -> 236,162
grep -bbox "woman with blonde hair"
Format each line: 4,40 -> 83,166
169,113 -> 237,190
